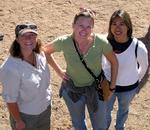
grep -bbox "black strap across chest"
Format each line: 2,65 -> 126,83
72,39 -> 103,84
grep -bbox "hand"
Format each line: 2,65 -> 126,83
15,119 -> 25,130
58,69 -> 69,80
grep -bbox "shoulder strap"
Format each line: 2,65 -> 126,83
72,39 -> 102,84
135,40 -> 139,68
135,40 -> 138,58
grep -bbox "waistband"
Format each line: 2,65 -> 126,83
59,78 -> 98,112
115,81 -> 139,92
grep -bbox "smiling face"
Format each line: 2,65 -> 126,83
17,32 -> 37,55
110,17 -> 129,43
107,10 -> 133,43
73,16 -> 94,41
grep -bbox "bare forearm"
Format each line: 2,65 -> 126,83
7,103 -> 25,129
104,51 -> 118,89
43,43 -> 67,79
110,61 -> 118,89
7,102 -> 22,121
46,53 -> 64,78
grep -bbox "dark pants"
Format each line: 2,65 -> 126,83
10,105 -> 51,130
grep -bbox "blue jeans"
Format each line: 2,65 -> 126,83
106,88 -> 137,130
62,89 -> 107,130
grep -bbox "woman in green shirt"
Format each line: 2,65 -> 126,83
44,8 -> 118,130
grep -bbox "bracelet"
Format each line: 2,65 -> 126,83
109,88 -> 116,92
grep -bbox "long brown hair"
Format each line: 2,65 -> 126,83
9,39 -> 42,59
107,9 -> 133,41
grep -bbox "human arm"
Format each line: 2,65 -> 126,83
7,102 -> 25,130
137,41 -> 148,81
43,43 -> 68,80
0,60 -> 26,130
104,51 -> 118,90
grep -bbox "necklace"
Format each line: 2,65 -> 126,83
75,36 -> 95,56
31,53 -> 36,67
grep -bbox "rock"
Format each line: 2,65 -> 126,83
139,25 -> 150,44
0,32 -> 4,41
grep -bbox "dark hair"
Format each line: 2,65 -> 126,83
73,8 -> 96,27
107,9 -> 133,41
9,39 -> 42,59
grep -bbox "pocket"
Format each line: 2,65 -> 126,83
101,79 -> 110,95
98,79 -> 111,101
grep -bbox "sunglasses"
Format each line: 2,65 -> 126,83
17,24 -> 37,30
15,23 -> 38,37
79,7 -> 96,16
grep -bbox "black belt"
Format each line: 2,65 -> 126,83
115,81 -> 139,92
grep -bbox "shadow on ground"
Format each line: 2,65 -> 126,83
138,25 -> 150,88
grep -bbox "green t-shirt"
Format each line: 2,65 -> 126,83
52,33 -> 112,87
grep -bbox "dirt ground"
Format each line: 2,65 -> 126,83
0,0 -> 150,130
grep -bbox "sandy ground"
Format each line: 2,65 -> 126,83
0,0 -> 150,130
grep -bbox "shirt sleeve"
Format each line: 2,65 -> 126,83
97,34 -> 112,54
0,61 -> 21,103
52,36 -> 64,52
137,41 -> 148,81
102,40 -> 112,54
